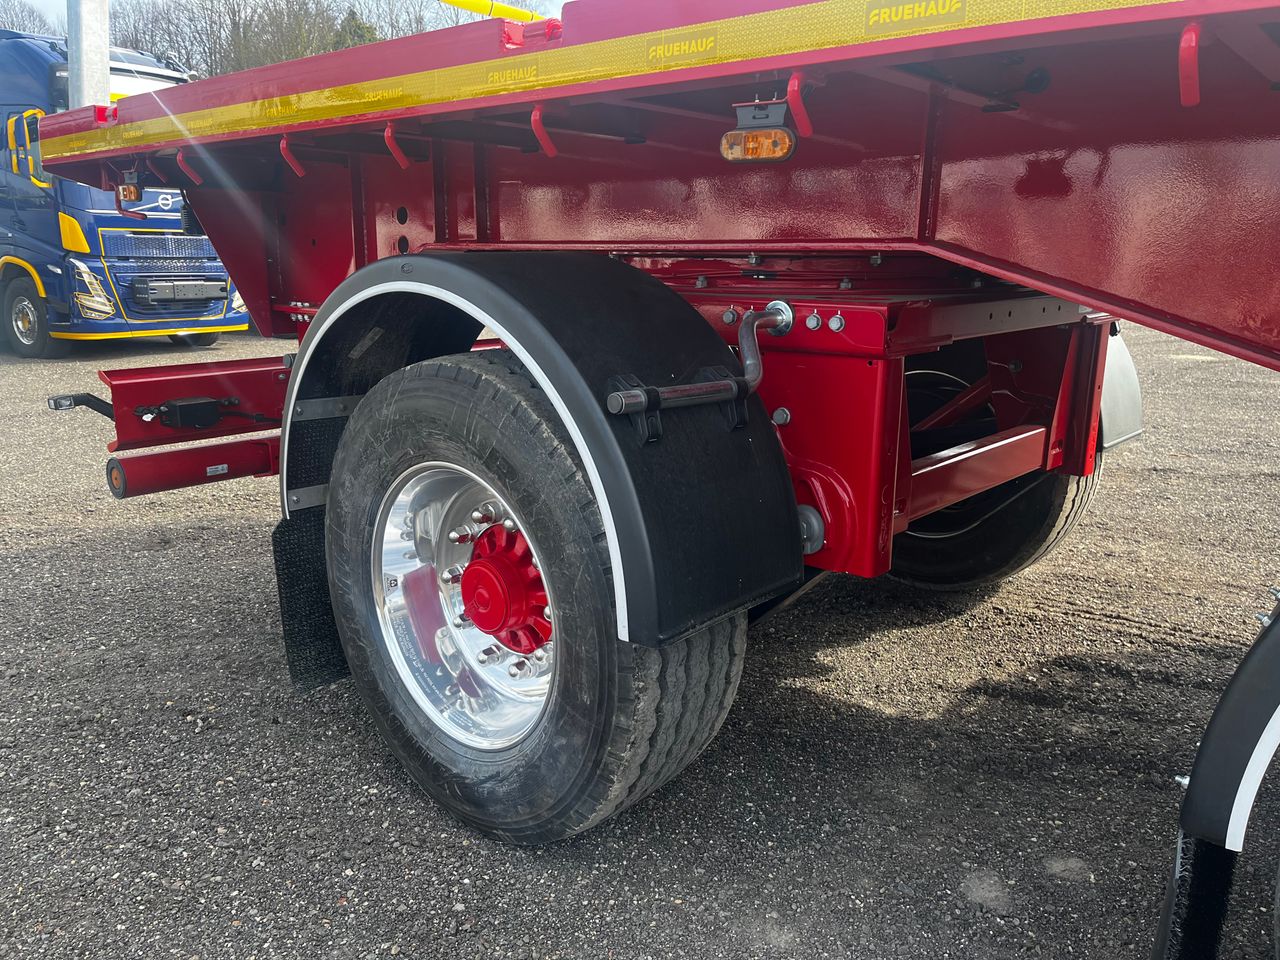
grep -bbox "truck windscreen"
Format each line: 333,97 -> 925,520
110,71 -> 179,100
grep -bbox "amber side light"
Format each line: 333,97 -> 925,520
720,127 -> 796,163
117,183 -> 141,202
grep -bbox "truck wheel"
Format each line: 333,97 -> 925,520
891,366 -> 1102,590
168,332 -> 220,347
4,278 -> 67,359
325,349 -> 746,844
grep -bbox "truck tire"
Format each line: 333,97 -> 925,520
325,349 -> 746,844
891,458 -> 1103,591
890,363 -> 1102,591
168,332 -> 220,347
3,277 -> 67,359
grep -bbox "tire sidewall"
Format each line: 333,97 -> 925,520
326,357 -> 619,835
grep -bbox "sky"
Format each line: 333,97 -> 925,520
30,0 -> 64,22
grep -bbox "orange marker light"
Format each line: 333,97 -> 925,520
117,183 -> 141,202
720,127 -> 796,163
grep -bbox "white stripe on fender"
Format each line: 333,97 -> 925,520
1225,702 -> 1280,851
279,280 -> 631,643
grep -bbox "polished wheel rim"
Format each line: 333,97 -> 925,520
371,461 -> 555,750
11,297 -> 37,346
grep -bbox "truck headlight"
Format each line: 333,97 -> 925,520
68,259 -> 115,320
230,289 -> 245,313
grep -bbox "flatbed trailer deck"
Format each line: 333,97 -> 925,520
38,1 -> 1280,955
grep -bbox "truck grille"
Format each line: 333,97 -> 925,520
100,232 -> 218,260
107,260 -> 229,320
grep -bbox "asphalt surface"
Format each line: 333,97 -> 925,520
1,326 -> 1278,959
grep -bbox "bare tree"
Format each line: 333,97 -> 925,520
0,0 -> 54,34
110,0 -> 560,76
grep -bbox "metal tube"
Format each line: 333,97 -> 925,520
605,301 -> 793,416
438,0 -> 544,22
67,0 -> 111,109
739,300 -> 794,391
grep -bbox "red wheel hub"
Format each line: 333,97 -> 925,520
460,524 -> 551,655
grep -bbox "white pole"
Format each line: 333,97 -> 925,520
67,0 -> 111,109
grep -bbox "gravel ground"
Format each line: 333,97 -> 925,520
1,326 -> 1277,960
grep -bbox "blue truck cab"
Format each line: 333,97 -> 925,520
0,31 -> 249,358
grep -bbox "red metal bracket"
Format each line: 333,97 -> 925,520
530,103 -> 558,158
1179,21 -> 1203,108
905,425 -> 1048,522
787,72 -> 814,138
384,122 -> 412,169
107,435 -> 280,499
175,149 -> 203,185
280,134 -> 306,177
99,355 -> 290,452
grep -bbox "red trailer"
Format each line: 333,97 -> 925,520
38,1 -> 1280,954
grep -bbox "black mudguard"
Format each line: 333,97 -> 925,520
1152,602 -> 1280,958
275,253 -> 801,684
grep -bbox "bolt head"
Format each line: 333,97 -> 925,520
722,308 -> 740,325
805,312 -> 822,331
771,408 -> 792,426
828,314 -> 846,333
385,576 -> 399,591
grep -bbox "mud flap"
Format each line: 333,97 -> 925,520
272,509 -> 348,690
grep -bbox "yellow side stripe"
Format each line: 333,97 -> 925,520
0,256 -> 46,297
51,324 -> 249,340
42,0 -> 1176,161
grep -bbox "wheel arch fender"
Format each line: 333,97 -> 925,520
279,253 -> 801,653
1180,605 -> 1280,852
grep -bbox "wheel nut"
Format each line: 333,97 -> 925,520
448,524 -> 476,544
452,613 -> 471,628
471,502 -> 499,524
478,645 -> 504,665
508,660 -> 529,678
441,564 -> 466,584
542,605 -> 553,621
502,518 -> 518,533
532,648 -> 547,664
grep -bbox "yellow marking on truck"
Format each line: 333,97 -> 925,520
42,0 -> 1180,162
50,323 -> 249,340
867,0 -> 967,35
0,256 -> 46,297
648,28 -> 719,66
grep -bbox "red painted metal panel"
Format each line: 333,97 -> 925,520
100,356 -> 290,452
905,425 -> 1048,521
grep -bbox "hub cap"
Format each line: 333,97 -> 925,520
371,462 -> 555,750
11,297 -> 37,346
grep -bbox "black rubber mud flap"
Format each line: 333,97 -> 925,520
1151,831 -> 1237,960
282,253 -> 803,646
272,509 -> 348,689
